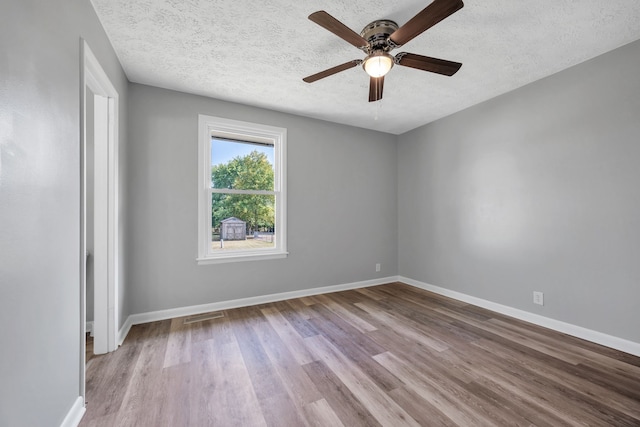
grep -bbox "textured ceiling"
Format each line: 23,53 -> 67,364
91,0 -> 640,134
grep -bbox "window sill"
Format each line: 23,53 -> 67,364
197,251 -> 288,265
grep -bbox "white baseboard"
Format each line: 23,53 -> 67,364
118,316 -> 133,347
60,396 -> 85,427
85,321 -> 93,337
119,276 -> 399,343
400,276 -> 640,357
115,275 -> 639,357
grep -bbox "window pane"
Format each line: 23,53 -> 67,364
211,193 -> 275,251
211,138 -> 274,191
199,115 -> 286,264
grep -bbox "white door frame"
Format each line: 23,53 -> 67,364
80,39 -> 119,397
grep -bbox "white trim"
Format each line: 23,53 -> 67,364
79,39 -> 87,401
59,396 -> 85,427
118,316 -> 133,347
197,114 -> 287,264
82,40 -> 119,355
120,276 -> 398,332
91,93 -> 109,354
197,251 -> 289,265
400,276 -> 640,357
115,275 -> 640,358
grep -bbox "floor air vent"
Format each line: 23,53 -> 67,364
184,311 -> 225,324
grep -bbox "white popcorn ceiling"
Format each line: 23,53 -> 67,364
91,0 -> 640,134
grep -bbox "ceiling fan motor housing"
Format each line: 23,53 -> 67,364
360,20 -> 399,53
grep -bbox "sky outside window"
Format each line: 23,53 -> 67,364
211,138 -> 274,166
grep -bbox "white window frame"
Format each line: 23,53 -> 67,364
197,115 -> 287,264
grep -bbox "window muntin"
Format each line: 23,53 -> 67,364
198,115 -> 287,264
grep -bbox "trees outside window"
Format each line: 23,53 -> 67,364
211,150 -> 275,236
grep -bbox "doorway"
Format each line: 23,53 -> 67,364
80,40 -> 120,398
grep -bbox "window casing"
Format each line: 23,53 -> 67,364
197,115 -> 287,264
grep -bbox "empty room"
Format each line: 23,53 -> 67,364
1,0 -> 640,426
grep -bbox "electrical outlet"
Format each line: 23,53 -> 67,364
375,263 -> 381,272
533,291 -> 544,306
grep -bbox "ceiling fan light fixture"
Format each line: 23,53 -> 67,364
363,52 -> 394,77
304,2 -> 465,101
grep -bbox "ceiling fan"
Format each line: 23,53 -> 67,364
302,0 -> 464,102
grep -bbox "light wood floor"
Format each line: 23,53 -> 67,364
86,333 -> 95,364
81,282 -> 640,426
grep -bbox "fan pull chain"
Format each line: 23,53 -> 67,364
374,99 -> 383,121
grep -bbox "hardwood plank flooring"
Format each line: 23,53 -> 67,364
86,333 -> 94,364
81,282 -> 640,426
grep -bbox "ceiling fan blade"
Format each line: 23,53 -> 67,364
369,76 -> 384,102
396,52 -> 462,76
303,60 -> 362,83
309,11 -> 369,49
389,0 -> 464,47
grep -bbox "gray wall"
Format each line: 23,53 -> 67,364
398,39 -> 640,343
126,84 -> 398,314
0,0 -> 128,425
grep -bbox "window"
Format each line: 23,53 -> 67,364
197,115 -> 287,264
